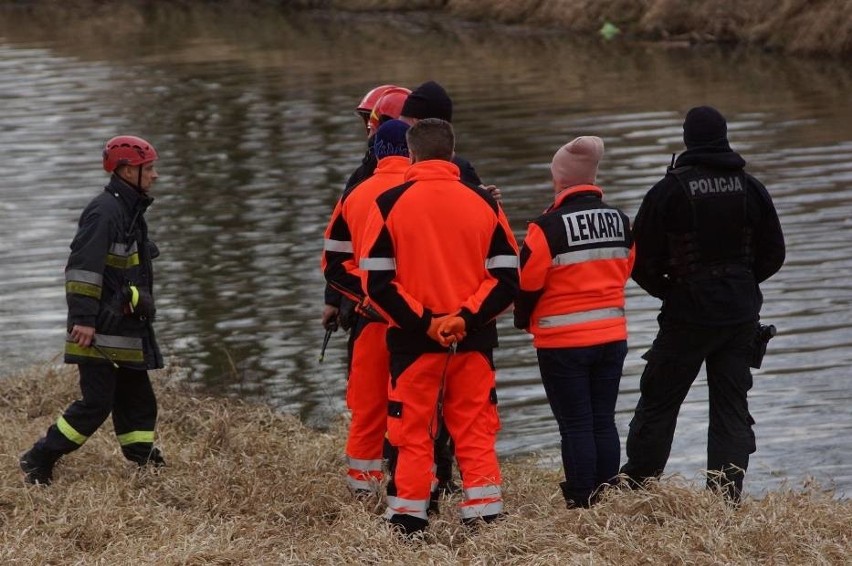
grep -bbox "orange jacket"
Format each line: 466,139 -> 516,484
322,156 -> 410,303
514,185 -> 635,348
360,159 -> 519,353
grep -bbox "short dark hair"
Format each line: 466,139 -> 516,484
406,118 -> 454,162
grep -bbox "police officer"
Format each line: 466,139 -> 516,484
20,135 -> 166,485
620,106 -> 785,501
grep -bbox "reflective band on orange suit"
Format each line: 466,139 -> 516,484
384,351 -> 502,520
322,155 -> 409,491
360,159 -> 519,526
344,320 -> 390,491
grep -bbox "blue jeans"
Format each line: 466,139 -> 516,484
537,340 -> 627,506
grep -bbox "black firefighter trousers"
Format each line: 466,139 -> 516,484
32,364 -> 159,467
620,321 -> 757,501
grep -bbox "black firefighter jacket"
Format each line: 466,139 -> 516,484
63,175 -> 163,369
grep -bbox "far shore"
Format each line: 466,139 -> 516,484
1,1 -> 850,57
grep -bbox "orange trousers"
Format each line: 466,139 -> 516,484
345,321 -> 390,492
385,350 -> 503,522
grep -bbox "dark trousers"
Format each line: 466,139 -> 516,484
620,321 -> 756,501
537,340 -> 627,506
34,364 -> 158,465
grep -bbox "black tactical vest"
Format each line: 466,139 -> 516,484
666,166 -> 752,280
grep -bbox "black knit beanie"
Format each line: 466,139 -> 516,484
400,80 -> 453,123
683,106 -> 729,149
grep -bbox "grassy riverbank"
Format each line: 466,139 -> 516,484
320,0 -> 852,55
3,364 -> 849,564
2,0 -> 851,56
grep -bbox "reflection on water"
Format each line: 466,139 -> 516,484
1,8 -> 850,495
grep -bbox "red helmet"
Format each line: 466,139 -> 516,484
356,84 -> 399,115
102,135 -> 158,173
368,87 -> 412,133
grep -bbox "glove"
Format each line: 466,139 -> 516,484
427,315 -> 451,344
436,316 -> 466,347
123,284 -> 155,320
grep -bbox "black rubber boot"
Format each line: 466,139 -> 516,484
462,512 -> 505,533
20,447 -> 58,486
387,513 -> 428,537
123,445 -> 166,467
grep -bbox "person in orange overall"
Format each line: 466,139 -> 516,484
322,120 -> 412,496
359,118 -> 519,536
514,137 -> 635,508
322,84 -> 410,335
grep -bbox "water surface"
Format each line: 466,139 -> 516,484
1,7 -> 850,496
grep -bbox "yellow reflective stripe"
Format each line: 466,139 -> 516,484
66,281 -> 102,299
117,430 -> 155,446
129,285 -> 139,310
65,342 -> 144,363
57,416 -> 88,445
105,252 -> 140,269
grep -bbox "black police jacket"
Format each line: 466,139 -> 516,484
63,175 -> 163,369
632,147 -> 785,325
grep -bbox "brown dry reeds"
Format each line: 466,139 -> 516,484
3,364 -> 850,564
3,1 -> 852,56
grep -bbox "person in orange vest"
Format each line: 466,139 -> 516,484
360,118 -> 519,536
322,119 -> 411,496
322,84 -> 410,335
514,136 -> 635,508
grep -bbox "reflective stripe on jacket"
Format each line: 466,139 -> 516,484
360,159 -> 519,353
322,155 -> 409,303
63,175 -> 162,369
514,185 -> 635,348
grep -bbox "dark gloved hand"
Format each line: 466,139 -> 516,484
123,284 -> 155,320
437,316 -> 466,347
338,297 -> 357,331
321,304 -> 339,331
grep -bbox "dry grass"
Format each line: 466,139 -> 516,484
2,364 -> 849,564
448,0 -> 852,55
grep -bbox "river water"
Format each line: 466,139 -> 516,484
1,7 -> 850,496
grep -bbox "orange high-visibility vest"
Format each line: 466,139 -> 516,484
515,185 -> 635,348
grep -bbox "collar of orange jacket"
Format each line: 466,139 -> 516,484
554,184 -> 603,208
404,159 -> 461,183
375,154 -> 410,173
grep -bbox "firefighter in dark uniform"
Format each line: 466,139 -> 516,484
20,135 -> 166,485
620,106 -> 785,502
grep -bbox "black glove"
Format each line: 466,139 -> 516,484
124,284 -> 156,320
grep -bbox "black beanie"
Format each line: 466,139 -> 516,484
400,80 -> 453,122
683,106 -> 729,149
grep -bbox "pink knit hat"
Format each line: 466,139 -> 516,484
550,136 -> 604,189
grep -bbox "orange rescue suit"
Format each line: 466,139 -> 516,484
360,159 -> 519,527
321,155 -> 409,493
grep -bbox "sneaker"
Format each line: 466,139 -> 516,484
20,449 -> 54,486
